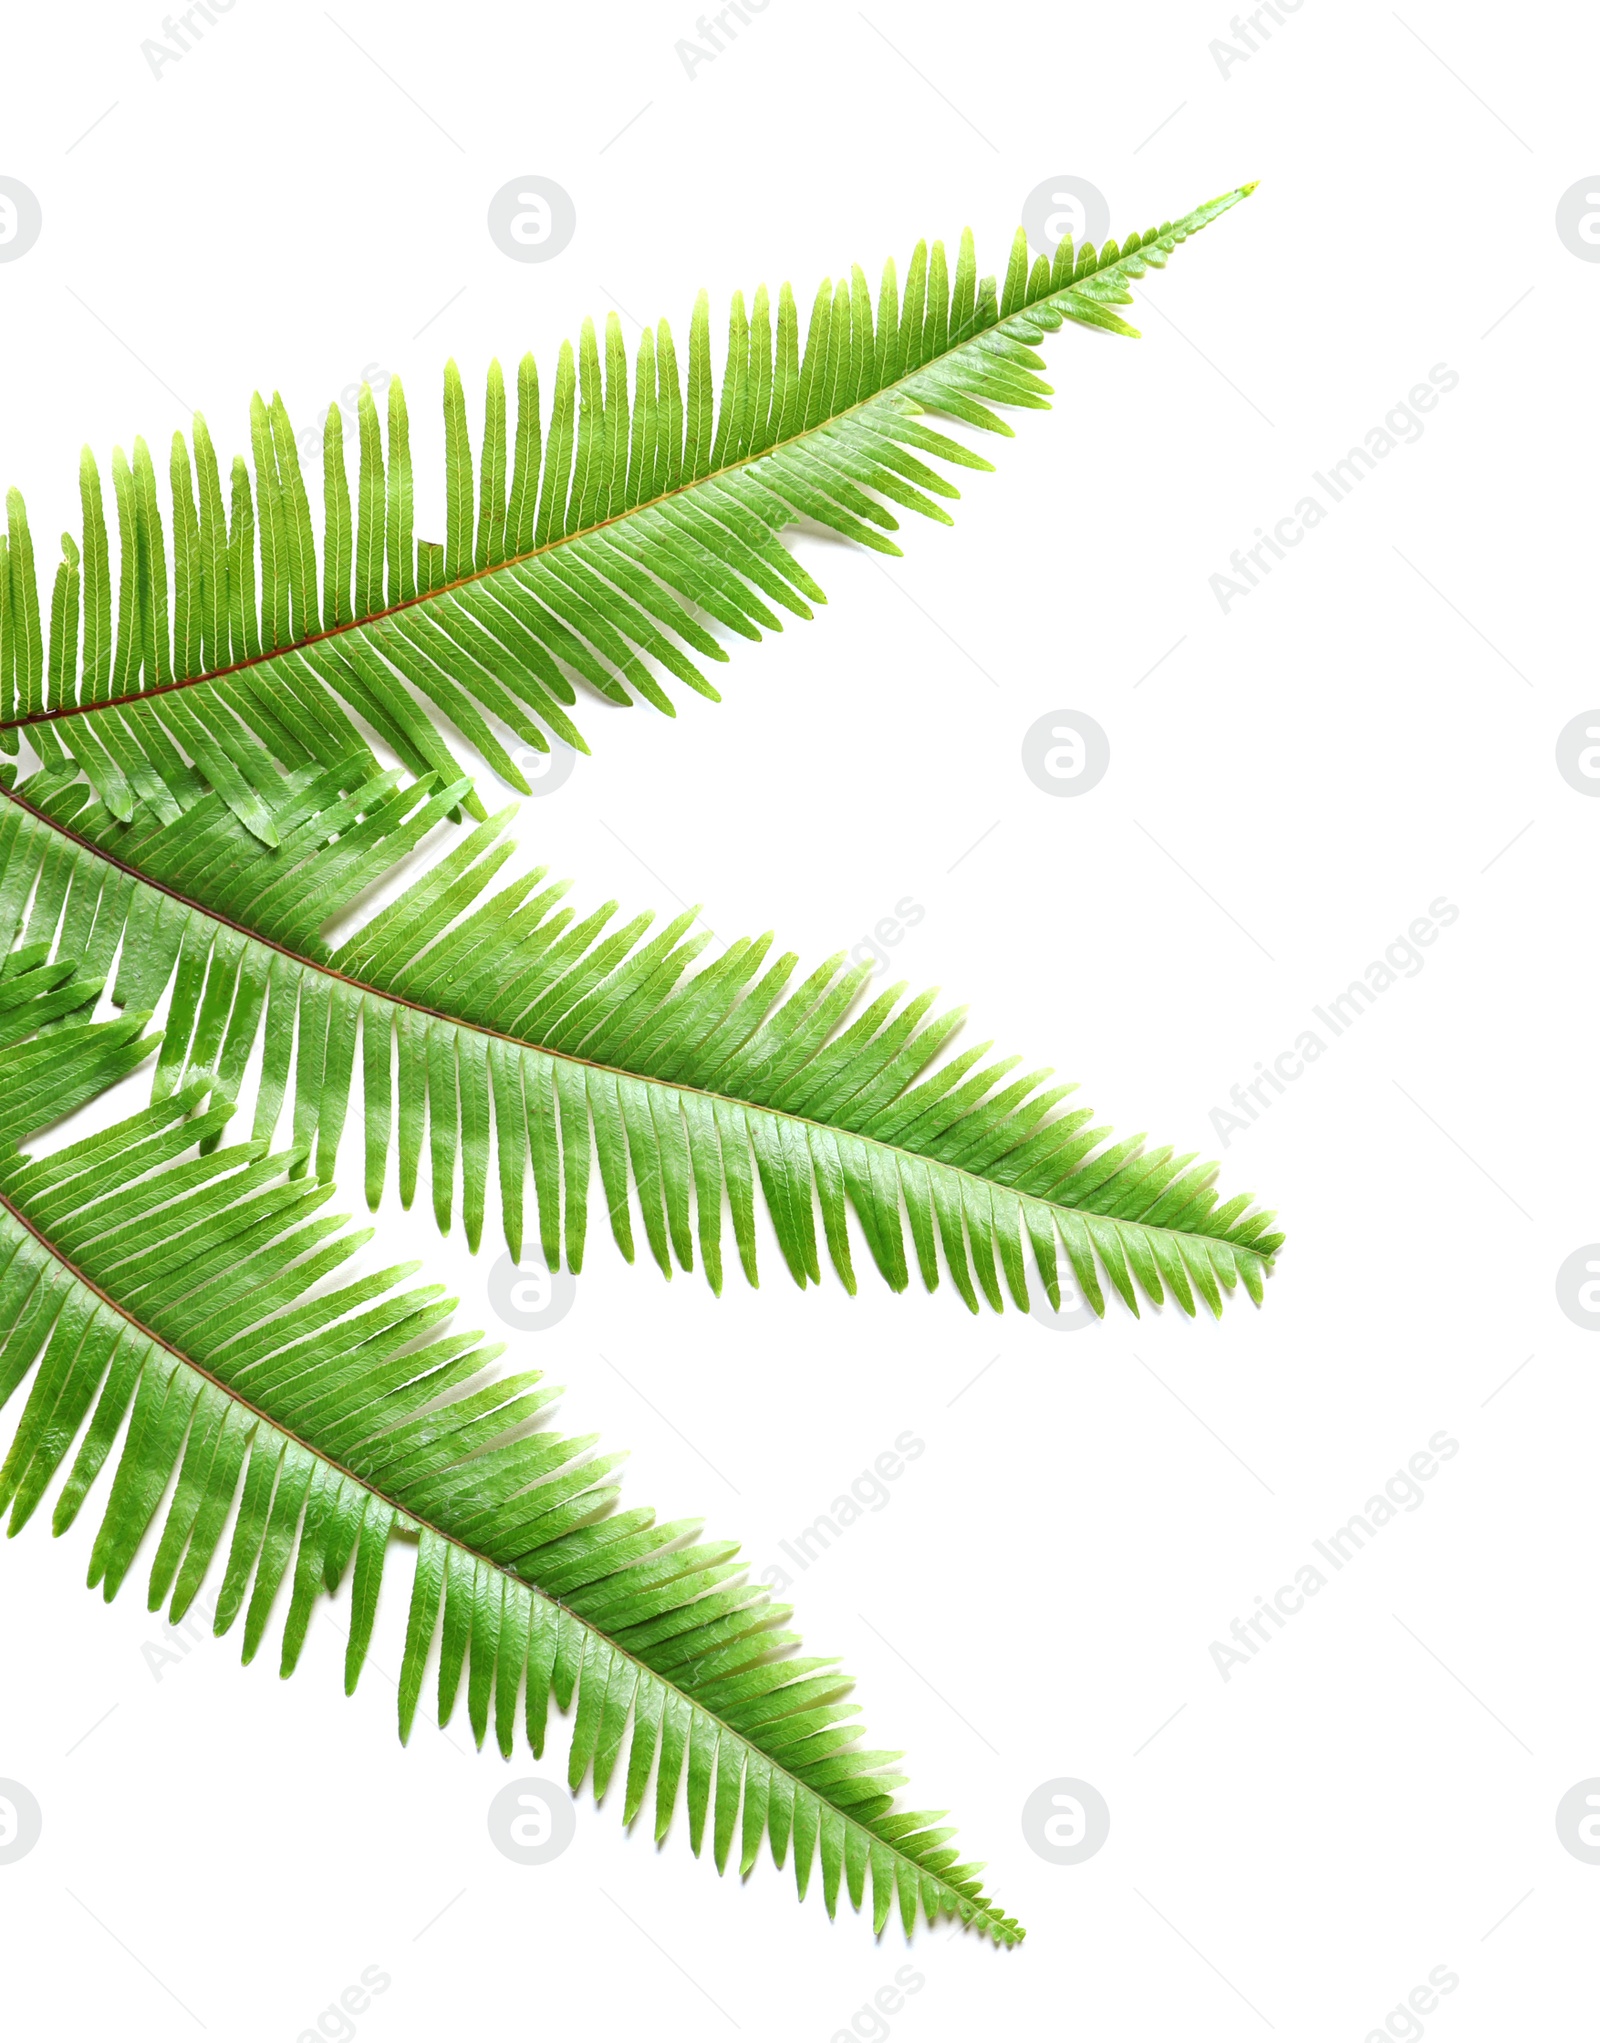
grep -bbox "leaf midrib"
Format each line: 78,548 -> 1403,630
0,781 -> 1266,1264
0,1169 -> 1014,1939
0,261 -> 1119,735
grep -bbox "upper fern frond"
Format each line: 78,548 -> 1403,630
0,188 -> 1255,841
0,757 -> 1282,1319
0,993 -> 1020,1942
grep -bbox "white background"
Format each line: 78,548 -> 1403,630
1,1 -> 1596,2037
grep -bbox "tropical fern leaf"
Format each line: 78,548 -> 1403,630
0,760 -> 1283,1317
0,989 -> 1021,1942
0,187 -> 1255,842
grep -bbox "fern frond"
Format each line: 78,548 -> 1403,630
0,1004 -> 1021,1942
0,188 -> 1255,841
0,762 -> 1282,1317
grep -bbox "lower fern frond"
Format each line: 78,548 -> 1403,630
0,985 -> 1021,1942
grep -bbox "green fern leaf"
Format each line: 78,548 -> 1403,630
0,761 -> 1282,1317
0,188 -> 1255,839
0,987 -> 1021,1942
